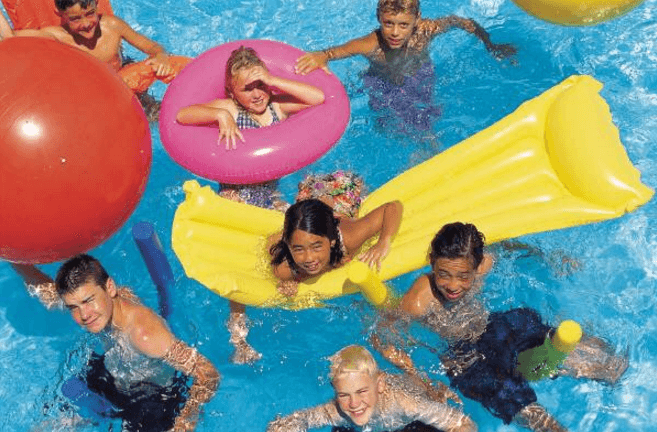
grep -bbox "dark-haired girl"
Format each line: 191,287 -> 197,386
269,198 -> 402,294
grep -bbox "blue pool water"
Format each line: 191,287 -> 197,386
1,0 -> 656,430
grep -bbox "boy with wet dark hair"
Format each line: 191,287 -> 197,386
13,254 -> 220,431
3,0 -> 189,96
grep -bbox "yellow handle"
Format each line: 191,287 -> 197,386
347,261 -> 388,307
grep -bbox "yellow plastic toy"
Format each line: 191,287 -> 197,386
511,0 -> 644,26
172,75 -> 653,309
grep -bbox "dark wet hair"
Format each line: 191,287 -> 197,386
55,254 -> 110,296
55,0 -> 96,11
429,222 -> 485,269
270,199 -> 344,274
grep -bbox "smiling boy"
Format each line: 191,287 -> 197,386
5,0 -> 189,95
12,254 -> 219,431
267,345 -> 476,432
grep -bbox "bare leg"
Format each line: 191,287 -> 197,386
515,403 -> 568,432
227,301 -> 262,364
560,335 -> 628,384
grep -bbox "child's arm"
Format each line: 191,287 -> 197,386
343,200 -> 403,270
130,309 -> 220,432
421,16 -> 516,59
246,66 -> 325,116
515,403 -> 567,432
0,11 -> 13,39
11,263 -> 62,310
107,16 -> 174,77
176,99 -> 244,150
267,402 -> 343,432
396,387 -> 475,432
295,32 -> 379,75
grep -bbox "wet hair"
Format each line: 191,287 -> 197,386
329,345 -> 379,382
224,46 -> 268,97
55,254 -> 110,296
269,199 -> 344,275
429,222 -> 485,269
376,0 -> 420,21
55,0 -> 96,12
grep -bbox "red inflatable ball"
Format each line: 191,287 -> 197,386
0,38 -> 152,264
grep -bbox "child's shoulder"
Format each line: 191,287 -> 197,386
400,273 -> 433,317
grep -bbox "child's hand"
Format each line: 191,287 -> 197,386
295,52 -> 332,75
358,238 -> 391,271
488,43 -> 517,60
245,65 -> 274,86
146,53 -> 175,77
216,110 -> 244,150
277,280 -> 299,297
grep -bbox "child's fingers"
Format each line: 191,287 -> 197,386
321,65 -> 332,75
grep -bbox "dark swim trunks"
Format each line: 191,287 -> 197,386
66,353 -> 189,431
363,60 -> 442,134
446,308 -> 551,424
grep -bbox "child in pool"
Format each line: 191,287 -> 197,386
372,222 -> 629,431
296,0 -> 515,134
12,254 -> 219,431
269,196 -> 403,291
177,45 -> 325,150
3,0 -> 190,97
226,171 -> 376,364
295,0 -> 516,79
267,345 -> 476,432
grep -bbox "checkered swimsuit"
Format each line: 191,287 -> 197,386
236,104 -> 280,129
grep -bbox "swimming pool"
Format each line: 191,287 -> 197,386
1,0 -> 656,430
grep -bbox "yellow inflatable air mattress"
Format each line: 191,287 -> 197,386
172,75 -> 653,309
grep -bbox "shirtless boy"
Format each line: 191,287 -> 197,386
13,255 -> 219,431
267,345 -> 476,432
4,0 -> 189,95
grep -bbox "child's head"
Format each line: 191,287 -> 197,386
55,254 -> 118,333
376,0 -> 420,20
270,199 -> 344,277
224,46 -> 271,114
55,0 -> 99,39
428,223 -> 485,301
329,345 -> 383,426
376,0 -> 420,50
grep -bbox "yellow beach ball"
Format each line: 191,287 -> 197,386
511,0 -> 644,25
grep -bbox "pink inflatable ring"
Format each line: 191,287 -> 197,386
159,39 -> 350,184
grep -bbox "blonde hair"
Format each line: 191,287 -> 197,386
329,345 -> 379,382
376,0 -> 420,20
224,46 -> 267,96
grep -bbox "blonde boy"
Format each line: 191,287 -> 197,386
267,345 -> 476,432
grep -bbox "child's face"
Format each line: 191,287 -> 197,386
432,257 -> 477,302
333,371 -> 383,426
379,11 -> 418,50
58,3 -> 100,39
229,66 -> 271,115
61,279 -> 116,333
288,229 -> 334,275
